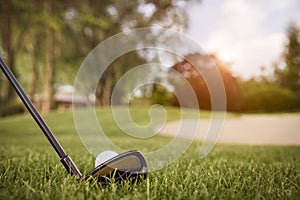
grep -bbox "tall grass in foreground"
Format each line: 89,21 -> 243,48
0,108 -> 299,199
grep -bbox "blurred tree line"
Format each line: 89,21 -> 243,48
0,0 -> 195,116
238,23 -> 300,112
151,23 -> 300,113
164,52 -> 240,111
0,0 -> 299,116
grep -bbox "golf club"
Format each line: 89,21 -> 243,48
0,56 -> 147,184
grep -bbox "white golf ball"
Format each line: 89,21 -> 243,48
95,150 -> 118,167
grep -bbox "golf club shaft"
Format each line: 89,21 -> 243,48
0,56 -> 82,178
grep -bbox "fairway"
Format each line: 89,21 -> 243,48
0,108 -> 299,199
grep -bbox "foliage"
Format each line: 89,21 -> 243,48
0,0 -> 196,115
168,53 -> 240,112
238,23 -> 300,113
151,83 -> 174,106
150,24 -> 300,113
239,78 -> 298,112
1,2 -> 299,115
0,99 -> 25,116
274,23 -> 300,91
239,23 -> 300,113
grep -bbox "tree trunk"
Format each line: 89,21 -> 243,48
44,1 -> 56,112
0,12 -> 16,115
44,28 -> 55,112
100,74 -> 113,106
30,33 -> 41,100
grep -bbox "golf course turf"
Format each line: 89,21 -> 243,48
0,107 -> 299,199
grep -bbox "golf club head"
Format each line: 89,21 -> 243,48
83,150 -> 147,185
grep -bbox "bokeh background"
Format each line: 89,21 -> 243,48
0,0 -> 299,116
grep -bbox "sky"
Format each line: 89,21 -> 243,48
186,0 -> 300,79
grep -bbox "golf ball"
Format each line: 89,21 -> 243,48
95,150 -> 118,167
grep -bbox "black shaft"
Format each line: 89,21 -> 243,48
0,56 -> 82,178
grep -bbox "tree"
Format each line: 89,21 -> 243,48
0,0 -> 199,115
275,23 -> 300,91
0,0 -> 28,114
87,0 -> 197,106
170,53 -> 240,111
239,78 -> 296,112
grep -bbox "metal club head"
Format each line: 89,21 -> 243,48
83,150 -> 147,184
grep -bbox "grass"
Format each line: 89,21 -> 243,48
0,107 -> 299,199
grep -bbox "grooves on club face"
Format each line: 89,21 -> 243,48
83,150 -> 147,185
